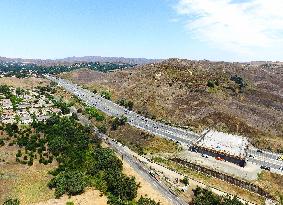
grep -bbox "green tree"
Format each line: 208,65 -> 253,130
137,196 -> 160,205
0,84 -> 12,97
16,87 -> 24,96
127,101 -> 134,110
111,116 -> 127,130
0,138 -> 5,146
3,198 -> 20,205
48,170 -> 87,198
101,91 -> 111,100
181,176 -> 189,186
15,115 -> 21,123
85,107 -> 105,121
192,187 -> 244,205
97,124 -> 107,134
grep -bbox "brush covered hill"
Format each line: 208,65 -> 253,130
60,59 -> 283,152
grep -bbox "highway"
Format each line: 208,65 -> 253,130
46,75 -> 200,145
247,148 -> 283,172
102,134 -> 188,205
70,105 -> 188,205
46,75 -> 283,174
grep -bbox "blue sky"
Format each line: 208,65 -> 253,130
0,0 -> 282,61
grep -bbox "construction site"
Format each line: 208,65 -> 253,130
192,130 -> 249,167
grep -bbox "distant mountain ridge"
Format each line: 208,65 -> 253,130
0,56 -> 162,65
60,56 -> 162,65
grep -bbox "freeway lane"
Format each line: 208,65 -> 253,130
46,75 -> 200,145
247,157 -> 283,170
46,75 -> 283,173
247,147 -> 282,161
247,148 -> 283,172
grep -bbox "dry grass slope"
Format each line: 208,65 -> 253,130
60,59 -> 283,152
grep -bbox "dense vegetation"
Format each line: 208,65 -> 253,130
101,90 -> 112,100
0,61 -> 135,77
2,198 -> 20,205
1,115 -> 158,205
192,187 -> 245,205
230,75 -> 246,92
85,107 -> 105,121
52,98 -> 72,115
116,98 -> 134,110
111,116 -> 128,130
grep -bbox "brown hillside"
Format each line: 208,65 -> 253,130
60,59 -> 283,152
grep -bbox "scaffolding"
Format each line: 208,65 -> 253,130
192,130 -> 249,167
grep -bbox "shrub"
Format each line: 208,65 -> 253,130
85,107 -> 105,121
101,91 -> 111,100
137,196 -> 160,205
3,198 -> 20,205
28,159 -> 33,166
207,80 -> 215,88
180,176 -> 189,186
16,150 -> 22,157
48,170 -> 87,198
111,116 -> 127,130
0,138 -> 5,146
230,75 -> 246,91
192,187 -> 244,205
97,125 -> 107,134
116,98 -> 134,110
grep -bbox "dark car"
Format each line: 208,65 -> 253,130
260,165 -> 270,171
257,149 -> 263,153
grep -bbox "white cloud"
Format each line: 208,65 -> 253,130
175,0 -> 283,57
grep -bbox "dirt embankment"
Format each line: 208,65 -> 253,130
0,77 -> 49,89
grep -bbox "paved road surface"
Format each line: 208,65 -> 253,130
103,134 -> 188,205
46,75 -> 199,145
247,148 -> 283,172
47,75 -> 283,174
71,105 -> 188,205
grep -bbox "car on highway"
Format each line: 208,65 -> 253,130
260,165 -> 270,171
215,157 -> 224,161
201,154 -> 209,158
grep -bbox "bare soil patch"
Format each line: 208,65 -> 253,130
32,188 -> 108,205
0,136 -> 55,205
0,77 -> 49,89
